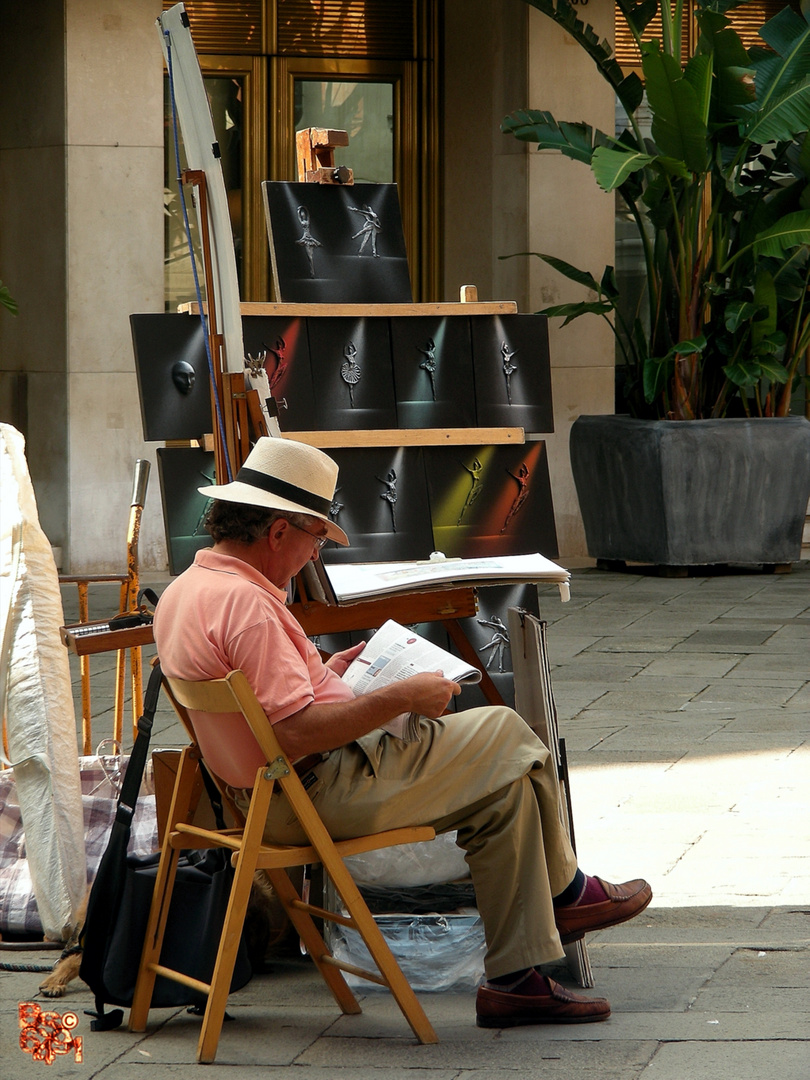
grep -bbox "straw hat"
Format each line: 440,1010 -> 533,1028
199,437 -> 349,546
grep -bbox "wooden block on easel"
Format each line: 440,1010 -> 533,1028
296,127 -> 354,185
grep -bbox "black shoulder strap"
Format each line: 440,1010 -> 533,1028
79,661 -> 163,1030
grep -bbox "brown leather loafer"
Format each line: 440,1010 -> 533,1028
476,977 -> 610,1027
555,876 -> 652,944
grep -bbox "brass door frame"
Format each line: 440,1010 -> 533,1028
195,54 -> 269,301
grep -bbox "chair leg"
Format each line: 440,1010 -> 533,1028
279,784 -> 437,1043
326,857 -> 438,1044
264,867 -> 361,1016
195,774 -> 275,1063
129,748 -> 204,1032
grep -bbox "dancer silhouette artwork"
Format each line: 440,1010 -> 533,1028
501,463 -> 530,534
296,205 -> 322,277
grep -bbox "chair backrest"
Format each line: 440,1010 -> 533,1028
163,670 -> 286,770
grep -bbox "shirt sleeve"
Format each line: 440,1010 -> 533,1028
226,610 -> 317,725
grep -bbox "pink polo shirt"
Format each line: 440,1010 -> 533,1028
153,548 -> 354,787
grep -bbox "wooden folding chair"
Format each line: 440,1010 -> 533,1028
129,668 -> 438,1062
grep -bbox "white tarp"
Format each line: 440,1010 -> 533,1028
0,424 -> 86,939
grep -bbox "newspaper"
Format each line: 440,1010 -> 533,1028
341,620 -> 481,741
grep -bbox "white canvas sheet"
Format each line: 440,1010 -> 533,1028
0,424 -> 86,939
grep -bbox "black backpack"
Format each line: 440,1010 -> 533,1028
79,662 -> 252,1031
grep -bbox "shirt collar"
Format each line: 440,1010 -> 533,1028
193,547 -> 288,603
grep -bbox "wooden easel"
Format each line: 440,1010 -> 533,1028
190,129 -> 555,707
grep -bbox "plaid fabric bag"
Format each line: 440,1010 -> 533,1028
0,755 -> 158,938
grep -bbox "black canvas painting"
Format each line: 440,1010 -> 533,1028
470,314 -> 554,432
156,446 -> 215,576
263,181 -> 412,303
389,316 -> 476,427
320,447 -> 434,564
453,584 -> 541,711
306,317 -> 397,430
131,314 -> 212,441
240,315 -> 316,431
425,442 -> 559,559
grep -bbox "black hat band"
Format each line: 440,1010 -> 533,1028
235,466 -> 332,517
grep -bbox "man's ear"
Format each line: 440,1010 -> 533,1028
266,516 -> 289,551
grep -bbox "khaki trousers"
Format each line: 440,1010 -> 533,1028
247,706 -> 578,979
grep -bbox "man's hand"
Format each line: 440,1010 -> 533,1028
403,671 -> 462,717
274,669 -> 461,761
324,641 -> 366,677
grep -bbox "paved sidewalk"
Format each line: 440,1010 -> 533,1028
1,565 -> 808,1077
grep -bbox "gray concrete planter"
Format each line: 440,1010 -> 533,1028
570,415 -> 810,567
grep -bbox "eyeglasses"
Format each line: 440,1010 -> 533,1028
288,519 -> 329,550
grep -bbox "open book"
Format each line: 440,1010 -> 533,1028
341,619 -> 482,741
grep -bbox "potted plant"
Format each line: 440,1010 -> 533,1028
503,0 -> 810,568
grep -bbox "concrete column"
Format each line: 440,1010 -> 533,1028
64,0 -> 165,573
527,0 -> 615,557
442,0 -> 529,311
0,2 -> 69,553
0,0 -> 166,573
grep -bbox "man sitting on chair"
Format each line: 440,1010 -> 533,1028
154,438 -> 652,1028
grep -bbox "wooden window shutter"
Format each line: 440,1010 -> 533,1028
163,0 -> 263,54
276,0 -> 416,58
614,1 -> 793,69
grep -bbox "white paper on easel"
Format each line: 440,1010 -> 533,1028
325,553 -> 571,603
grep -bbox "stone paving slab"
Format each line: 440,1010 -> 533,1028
642,1041 -> 809,1080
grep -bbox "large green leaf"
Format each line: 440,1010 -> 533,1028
499,250 -> 606,292
642,41 -> 709,171
501,110 -> 607,165
743,8 -> 810,126
723,356 -> 789,387
744,77 -> 810,145
615,0 -> 658,38
600,264 -> 620,300
757,5 -> 810,73
704,25 -> 756,114
540,301 -> 616,326
591,145 -> 655,191
723,299 -> 766,333
521,0 -> 642,113
694,0 -> 749,16
683,53 -> 713,128
643,354 -> 673,403
751,267 -> 778,346
752,209 -> 810,256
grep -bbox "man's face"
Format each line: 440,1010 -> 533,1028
270,515 -> 329,586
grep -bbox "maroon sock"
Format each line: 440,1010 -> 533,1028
556,873 -> 609,909
486,969 -> 552,996
576,874 -> 609,906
